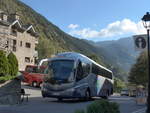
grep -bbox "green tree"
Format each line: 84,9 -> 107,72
7,52 -> 18,76
114,77 -> 126,92
37,37 -> 57,59
0,50 -> 9,76
128,51 -> 148,87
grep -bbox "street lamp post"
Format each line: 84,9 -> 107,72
142,12 -> 150,113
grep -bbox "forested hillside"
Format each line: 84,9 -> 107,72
0,0 -> 127,80
95,37 -> 139,72
0,0 -> 105,59
85,37 -> 140,81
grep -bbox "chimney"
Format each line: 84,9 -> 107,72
0,10 -> 8,21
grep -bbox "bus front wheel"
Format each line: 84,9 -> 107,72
85,89 -> 91,100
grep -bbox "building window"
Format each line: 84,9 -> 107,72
13,40 -> 16,45
11,29 -> 17,36
25,57 -> 30,63
5,41 -> 9,48
12,40 -> 17,52
20,41 -> 22,47
25,42 -> 31,48
12,46 -> 16,52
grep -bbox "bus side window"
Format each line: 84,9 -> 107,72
76,62 -> 84,81
83,63 -> 90,76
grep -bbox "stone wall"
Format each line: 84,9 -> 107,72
0,77 -> 21,105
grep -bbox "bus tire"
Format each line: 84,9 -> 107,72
103,90 -> 109,99
85,89 -> 91,101
32,81 -> 37,87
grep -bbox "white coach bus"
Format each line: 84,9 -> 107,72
41,52 -> 113,101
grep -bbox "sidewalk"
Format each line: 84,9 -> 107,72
132,107 -> 146,113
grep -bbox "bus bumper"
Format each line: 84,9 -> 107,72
41,89 -> 82,99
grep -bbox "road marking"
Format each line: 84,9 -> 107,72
109,97 -> 134,101
132,107 -> 146,113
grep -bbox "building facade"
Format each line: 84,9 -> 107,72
0,10 -> 38,71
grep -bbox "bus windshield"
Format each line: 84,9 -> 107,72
47,60 -> 75,82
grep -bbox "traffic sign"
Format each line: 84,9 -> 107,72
133,35 -> 147,51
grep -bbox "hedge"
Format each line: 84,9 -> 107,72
75,99 -> 120,113
7,52 -> 18,76
0,50 -> 18,84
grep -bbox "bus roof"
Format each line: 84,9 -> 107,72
56,52 -> 112,73
39,52 -> 112,73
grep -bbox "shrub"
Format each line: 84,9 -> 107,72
86,100 -> 120,113
114,77 -> 126,93
0,50 -> 9,76
7,52 -> 18,76
74,99 -> 120,113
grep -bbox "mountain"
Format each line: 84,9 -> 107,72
94,37 -> 140,72
0,0 -> 128,80
0,0 -> 104,60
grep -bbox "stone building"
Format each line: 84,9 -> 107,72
0,10 -> 38,71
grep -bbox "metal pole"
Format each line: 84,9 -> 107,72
147,29 -> 150,113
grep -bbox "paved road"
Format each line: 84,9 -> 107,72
109,96 -> 146,113
0,85 -> 146,113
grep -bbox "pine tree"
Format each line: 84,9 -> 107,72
0,50 -> 9,76
128,51 -> 148,87
7,52 -> 18,76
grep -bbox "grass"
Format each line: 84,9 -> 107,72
0,75 -> 16,84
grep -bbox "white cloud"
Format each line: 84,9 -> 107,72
68,24 -> 79,29
70,28 -> 99,38
68,19 -> 146,39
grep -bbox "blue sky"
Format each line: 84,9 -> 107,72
21,0 -> 150,41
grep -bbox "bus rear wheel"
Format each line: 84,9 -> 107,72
102,90 -> 109,99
